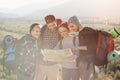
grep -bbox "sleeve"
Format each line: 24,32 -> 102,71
74,50 -> 80,56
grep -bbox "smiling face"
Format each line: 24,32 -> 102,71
58,27 -> 69,38
47,21 -> 56,31
31,25 -> 41,39
68,23 -> 79,32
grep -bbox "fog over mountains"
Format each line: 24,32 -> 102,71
0,0 -> 120,19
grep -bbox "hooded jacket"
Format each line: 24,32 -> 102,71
15,34 -> 42,62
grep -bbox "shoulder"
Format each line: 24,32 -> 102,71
18,34 -> 33,43
41,24 -> 47,31
81,27 -> 97,33
20,34 -> 30,40
84,27 -> 96,31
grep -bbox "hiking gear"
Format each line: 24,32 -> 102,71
109,27 -> 120,38
1,35 -> 16,70
107,51 -> 119,62
95,31 -> 114,66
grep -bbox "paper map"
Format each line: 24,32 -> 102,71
41,48 -> 73,62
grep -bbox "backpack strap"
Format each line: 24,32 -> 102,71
96,31 -> 101,54
60,40 -> 62,49
73,36 -> 76,46
108,36 -> 114,52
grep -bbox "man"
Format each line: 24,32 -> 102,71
40,14 -> 61,80
41,15 -> 61,49
68,16 -> 97,80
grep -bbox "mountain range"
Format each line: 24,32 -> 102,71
0,0 -> 120,19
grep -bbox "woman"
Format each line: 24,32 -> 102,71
55,22 -> 87,80
15,23 -> 42,80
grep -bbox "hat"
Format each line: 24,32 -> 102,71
56,18 -> 62,26
45,15 -> 55,24
68,16 -> 81,26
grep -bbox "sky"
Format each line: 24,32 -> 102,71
0,0 -> 120,17
0,0 -> 70,9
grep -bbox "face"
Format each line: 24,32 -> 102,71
58,27 -> 69,38
47,21 -> 56,30
68,23 -> 78,32
31,25 -> 41,39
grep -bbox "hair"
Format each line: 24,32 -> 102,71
56,18 -> 62,26
59,22 -> 69,31
45,15 -> 55,24
29,23 -> 40,33
76,25 -> 80,32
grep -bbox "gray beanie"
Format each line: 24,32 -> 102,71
68,16 -> 81,27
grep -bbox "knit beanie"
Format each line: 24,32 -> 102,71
68,16 -> 81,27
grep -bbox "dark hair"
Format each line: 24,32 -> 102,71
45,15 -> 55,24
29,23 -> 40,33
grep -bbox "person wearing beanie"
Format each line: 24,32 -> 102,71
40,14 -> 61,80
68,16 -> 98,80
68,16 -> 82,32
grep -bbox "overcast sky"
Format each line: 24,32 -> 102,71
0,0 -> 119,9
0,0 -> 120,17
0,0 -> 70,9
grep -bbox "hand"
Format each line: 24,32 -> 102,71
67,54 -> 78,60
78,46 -> 87,51
71,46 -> 87,51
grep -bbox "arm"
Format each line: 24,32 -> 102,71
71,46 -> 87,51
67,54 -> 78,60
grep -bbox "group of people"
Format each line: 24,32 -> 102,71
0,14 -> 102,80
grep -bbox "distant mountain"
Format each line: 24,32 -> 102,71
22,0 -> 120,20
0,12 -> 20,19
23,0 -> 82,20
0,0 -> 120,19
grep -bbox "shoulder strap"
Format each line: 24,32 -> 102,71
96,31 -> 101,54
108,36 -> 114,52
73,36 -> 76,46
60,40 -> 62,49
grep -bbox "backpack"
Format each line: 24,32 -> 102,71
1,35 -> 16,69
95,31 -> 114,66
